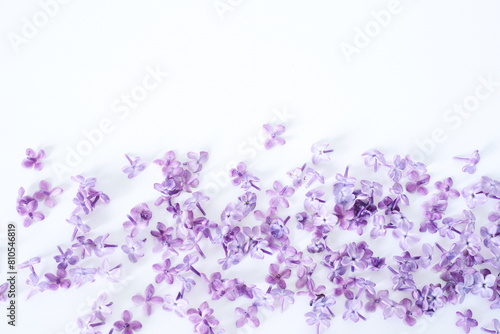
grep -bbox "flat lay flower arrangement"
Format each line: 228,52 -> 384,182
5,124 -> 500,334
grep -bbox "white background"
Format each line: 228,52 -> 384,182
1,0 -> 500,333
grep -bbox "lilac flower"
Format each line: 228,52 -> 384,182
45,269 -> 71,290
305,167 -> 325,188
54,246 -> 79,269
462,184 -> 488,209
121,236 -> 146,263
313,205 -> 338,232
482,176 -> 500,196
406,173 -> 430,195
163,294 -> 189,317
132,284 -> 164,316
287,166 -> 306,188
365,289 -> 389,312
18,199 -> 45,227
471,272 -> 496,298
343,300 -> 365,322
418,243 -> 434,269
113,310 -> 142,334
266,181 -> 295,208
153,259 -> 178,284
33,180 -> 63,208
305,311 -> 331,334
66,215 -> 90,240
184,191 -> 210,216
69,267 -> 97,288
263,123 -> 286,150
77,313 -> 104,334
370,214 -> 387,239
392,221 -> 420,250
481,319 -> 500,334
221,202 -> 243,226
123,203 -> 152,237
311,142 -> 333,165
396,298 -> 422,326
97,259 -> 122,283
229,162 -> 260,190
380,297 -> 405,319
17,256 -> 41,272
91,293 -> 113,321
361,149 -> 386,172
186,151 -> 209,173
266,263 -> 291,289
21,148 -> 45,170
435,177 -> 460,199
71,175 -> 96,189
270,288 -> 295,312
252,288 -> 275,311
235,306 -> 260,328
388,155 -> 406,182
456,309 -> 478,333
72,189 -> 92,215
360,180 -> 383,197
187,301 -> 220,334
304,189 -> 325,211
122,154 -> 146,178
25,271 -> 49,299
454,150 -> 480,174
0,283 -> 8,302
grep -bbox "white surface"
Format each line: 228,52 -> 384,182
1,0 -> 500,333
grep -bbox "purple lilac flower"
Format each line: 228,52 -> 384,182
266,181 -> 295,208
184,191 -> 210,216
187,301 -> 220,334
45,269 -> 71,290
54,246 -> 79,269
21,148 -> 45,170
97,259 -> 122,283
462,184 -> 488,209
456,309 -> 478,333
435,177 -> 460,199
454,150 -> 480,174
311,142 -> 333,165
481,319 -> 500,334
388,155 -> 406,182
235,305 -> 260,328
271,288 -> 295,312
91,292 -> 113,321
343,300 -> 365,322
132,284 -> 164,316
113,310 -> 142,334
153,259 -> 178,284
365,289 -> 389,312
482,176 -> 500,196
163,294 -> 189,317
123,203 -> 152,237
33,180 -> 63,207
76,313 -> 104,334
0,282 -> 8,302
25,271 -> 48,299
121,237 -> 146,263
263,124 -> 286,150
471,272 -> 496,298
122,154 -> 146,178
71,175 -> 96,189
66,215 -> 91,240
186,151 -> 209,173
406,173 -> 430,195
69,267 -> 97,288
265,263 -> 291,289
396,298 -> 422,326
305,311 -> 331,334
361,149 -> 386,172
18,257 -> 41,274
18,199 -> 45,227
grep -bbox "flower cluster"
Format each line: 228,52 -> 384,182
12,133 -> 500,334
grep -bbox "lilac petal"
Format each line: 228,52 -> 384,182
130,320 -> 142,330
